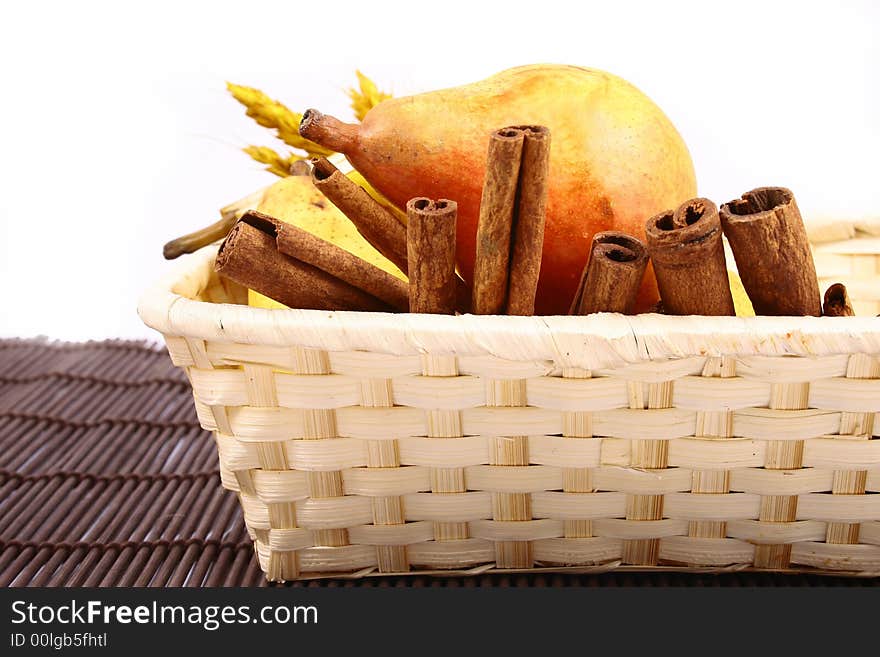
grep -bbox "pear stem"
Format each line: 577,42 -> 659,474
163,215 -> 238,260
299,109 -> 359,154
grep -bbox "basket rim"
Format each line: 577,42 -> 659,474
805,215 -> 880,245
138,244 -> 880,370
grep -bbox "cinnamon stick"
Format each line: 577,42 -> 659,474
645,198 -> 735,316
719,187 -> 821,316
822,283 -> 854,317
406,198 -> 458,314
569,231 -> 648,315
310,157 -> 409,273
215,218 -> 393,312
472,127 -> 525,315
506,125 -> 551,316
310,156 -> 472,313
240,210 -> 409,312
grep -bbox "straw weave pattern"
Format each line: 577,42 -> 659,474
161,334 -> 880,579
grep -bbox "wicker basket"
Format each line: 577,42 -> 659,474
139,221 -> 880,581
808,218 -> 880,317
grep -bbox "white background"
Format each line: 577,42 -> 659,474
0,0 -> 877,342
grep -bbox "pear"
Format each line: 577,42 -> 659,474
300,64 -> 696,315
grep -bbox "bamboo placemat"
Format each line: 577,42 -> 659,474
0,338 -> 875,587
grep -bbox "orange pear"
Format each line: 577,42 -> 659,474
301,64 -> 696,314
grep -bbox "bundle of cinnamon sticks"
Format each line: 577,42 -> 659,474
569,186 -> 854,319
214,156 -> 469,317
213,128 -> 853,321
472,125 -> 551,316
215,210 -> 408,313
216,124 -> 554,319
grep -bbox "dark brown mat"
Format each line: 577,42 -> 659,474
0,338 -> 875,587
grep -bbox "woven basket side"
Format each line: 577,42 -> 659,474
163,331 -> 880,578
